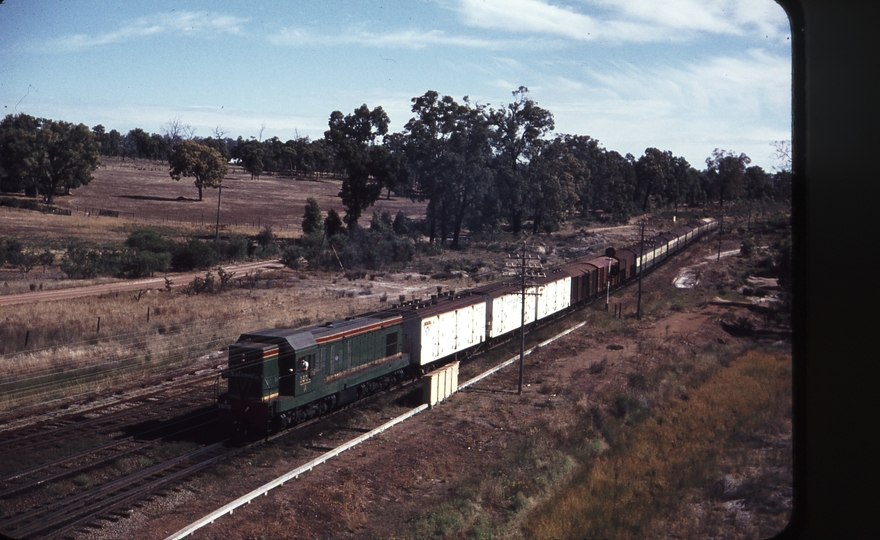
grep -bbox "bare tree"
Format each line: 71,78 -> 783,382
771,140 -> 792,173
162,116 -> 195,152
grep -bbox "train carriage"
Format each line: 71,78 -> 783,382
612,248 -> 638,282
397,293 -> 488,367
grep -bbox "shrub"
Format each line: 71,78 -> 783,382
255,226 -> 276,248
282,245 -> 305,269
416,241 -> 443,256
302,197 -> 324,236
611,393 -> 648,425
740,237 -> 756,258
60,242 -> 120,278
324,209 -> 345,237
172,238 -> 216,271
393,210 -> 408,235
219,235 -> 249,261
123,250 -> 171,278
627,372 -> 647,390
125,228 -> 171,254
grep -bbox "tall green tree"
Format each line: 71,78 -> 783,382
232,137 -> 264,180
441,97 -> 495,248
527,137 -> 585,233
168,140 -> 228,201
0,113 -> 40,193
324,104 -> 390,231
489,86 -> 555,234
705,148 -> 751,208
562,134 -> 637,222
634,148 -> 672,211
401,91 -> 458,243
0,114 -> 100,203
400,91 -> 495,247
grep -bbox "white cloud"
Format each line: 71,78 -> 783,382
267,26 -> 550,51
454,0 -> 789,43
537,48 -> 790,168
36,11 -> 248,52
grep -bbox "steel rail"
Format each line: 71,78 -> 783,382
165,404 -> 430,540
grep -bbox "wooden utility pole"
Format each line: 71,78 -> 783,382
637,220 -> 646,321
504,243 -> 545,395
215,185 -> 223,240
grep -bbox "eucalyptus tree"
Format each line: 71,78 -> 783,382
399,91 -> 500,246
0,114 -> 100,203
324,104 -> 390,231
526,137 -> 585,233
162,117 -> 195,152
666,155 -> 704,213
168,140 -> 228,201
440,96 -> 494,248
400,90 -> 458,243
705,148 -> 751,208
488,86 -> 555,234
561,135 -> 637,222
0,113 -> 41,193
744,165 -> 774,201
232,137 -> 264,180
634,147 -> 672,211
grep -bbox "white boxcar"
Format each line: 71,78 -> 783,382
535,274 -> 572,320
488,286 -> 537,338
416,296 -> 487,366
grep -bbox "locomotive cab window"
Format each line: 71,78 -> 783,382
299,354 -> 314,372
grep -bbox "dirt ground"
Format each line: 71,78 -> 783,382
56,158 -> 426,234
83,241 -> 792,540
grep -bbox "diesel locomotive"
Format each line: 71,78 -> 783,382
218,218 -> 718,435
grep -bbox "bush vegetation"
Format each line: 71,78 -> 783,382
51,227 -> 259,279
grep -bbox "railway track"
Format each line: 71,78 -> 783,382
0,364 -> 225,538
0,440 -> 231,539
0,380 -> 218,463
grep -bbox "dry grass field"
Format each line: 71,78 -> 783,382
60,157 -> 424,235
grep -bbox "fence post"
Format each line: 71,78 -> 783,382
147,307 -> 151,322
97,317 -> 101,333
24,330 -> 29,347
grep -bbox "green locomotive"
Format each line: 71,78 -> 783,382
218,311 -> 409,435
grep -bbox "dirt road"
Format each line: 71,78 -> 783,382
0,260 -> 284,307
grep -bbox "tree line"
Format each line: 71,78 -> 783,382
0,87 -> 792,238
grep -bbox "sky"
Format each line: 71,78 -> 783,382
0,0 -> 792,171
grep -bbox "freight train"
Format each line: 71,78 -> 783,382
217,217 -> 718,436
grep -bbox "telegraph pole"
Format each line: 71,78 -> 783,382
637,219 -> 646,321
215,185 -> 223,240
504,243 -> 545,395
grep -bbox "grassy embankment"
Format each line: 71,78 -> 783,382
523,347 -> 791,539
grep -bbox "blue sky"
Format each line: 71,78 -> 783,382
0,0 -> 791,171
